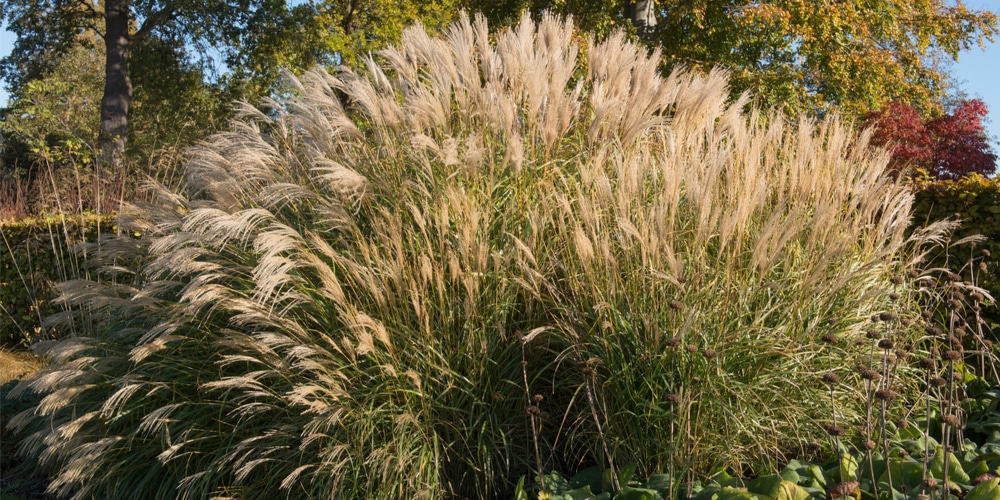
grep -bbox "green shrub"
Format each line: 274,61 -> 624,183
911,175 -> 999,329
6,14 -> 967,499
0,213 -> 115,346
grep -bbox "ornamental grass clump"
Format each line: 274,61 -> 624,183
6,13 -> 958,499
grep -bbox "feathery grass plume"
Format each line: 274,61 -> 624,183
6,12 -> 953,498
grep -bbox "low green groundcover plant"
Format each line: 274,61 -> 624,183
5,12 -> 996,499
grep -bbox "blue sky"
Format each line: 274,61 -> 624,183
0,5 -> 998,145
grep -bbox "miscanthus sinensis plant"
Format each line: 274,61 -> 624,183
7,12 -> 958,499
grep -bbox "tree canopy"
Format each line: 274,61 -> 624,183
467,0 -> 999,118
864,99 -> 997,180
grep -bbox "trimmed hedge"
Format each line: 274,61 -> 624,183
911,174 -> 999,329
0,213 -> 116,346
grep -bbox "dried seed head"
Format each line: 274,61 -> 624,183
879,312 -> 896,322
890,275 -> 904,285
874,389 -> 897,401
865,329 -> 881,340
980,262 -> 989,272
807,441 -> 822,453
948,271 -> 962,281
685,344 -> 698,353
973,471 -> 1000,485
691,377 -> 701,384
897,449 -> 909,458
821,333 -> 839,344
984,339 -> 993,349
982,249 -> 992,257
701,349 -> 717,360
526,405 -> 539,415
942,350 -> 962,362
870,314 -> 881,323
533,394 -> 544,403
953,291 -> 966,302
669,300 -> 684,310
878,339 -> 895,350
922,310 -> 933,319
908,269 -> 920,278
947,299 -> 963,310
664,393 -> 680,404
665,337 -> 681,347
539,411 -> 549,420
889,292 -> 900,301
930,376 -> 947,387
922,478 -> 939,489
677,276 -> 687,284
895,349 -> 908,362
824,424 -> 844,436
857,365 -> 879,380
581,367 -> 594,377
900,317 -> 912,326
895,418 -> 910,429
941,414 -> 961,426
823,372 -> 841,384
927,325 -> 944,337
970,292 -> 985,303
862,439 -> 876,451
918,357 -> 938,370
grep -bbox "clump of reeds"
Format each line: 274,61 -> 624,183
6,12 -> 957,499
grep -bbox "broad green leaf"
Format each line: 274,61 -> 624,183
877,458 -> 924,489
966,478 -> 1000,500
929,447 -> 971,485
570,466 -> 603,492
645,474 -> 673,495
617,487 -> 663,500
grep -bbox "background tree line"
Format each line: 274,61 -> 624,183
0,0 -> 997,218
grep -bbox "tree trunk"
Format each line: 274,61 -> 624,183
627,0 -> 658,41
99,0 -> 132,171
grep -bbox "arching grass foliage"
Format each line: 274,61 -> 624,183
7,13 -> 956,499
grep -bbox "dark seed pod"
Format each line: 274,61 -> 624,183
947,299 -> 963,310
930,376 -> 947,387
890,276 -> 904,285
807,441 -> 822,453
665,337 -> 681,347
685,344 -> 698,353
821,333 -> 839,344
982,249 -> 992,257
669,300 -> 684,310
701,349 -> 717,360
895,418 -> 910,429
857,365 -> 879,381
825,424 -> 844,436
823,372 -> 841,384
941,414 -> 961,426
877,339 -> 895,350
865,329 -> 881,340
980,262 -> 988,272
870,314 -> 881,323
889,292 -> 900,301
901,317 -> 912,326
908,269 -> 920,278
862,439 -> 876,451
533,394 -> 544,403
918,357 -> 937,370
879,312 -> 896,322
922,310 -> 933,319
922,478 -> 939,489
874,389 -> 897,401
970,292 -> 985,303
691,377 -> 702,384
664,393 -> 681,404
581,367 -> 594,377
942,350 -> 962,362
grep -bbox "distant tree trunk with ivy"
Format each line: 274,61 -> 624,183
627,0 -> 657,41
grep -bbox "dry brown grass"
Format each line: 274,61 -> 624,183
0,349 -> 46,386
